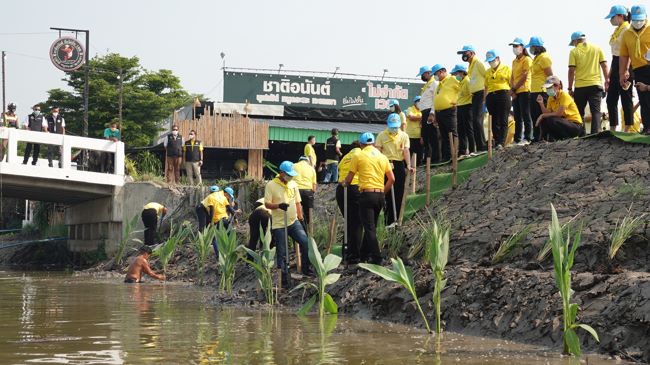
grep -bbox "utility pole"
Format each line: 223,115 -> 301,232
2,51 -> 6,122
117,68 -> 123,125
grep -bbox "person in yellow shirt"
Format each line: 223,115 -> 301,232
388,99 -> 406,130
141,202 -> 168,246
484,49 -> 512,149
405,96 -> 423,164
535,76 -> 584,141
457,44 -> 487,151
432,64 -> 460,161
336,141 -> 362,264
451,64 -> 475,155
526,36 -> 554,142
196,185 -> 219,231
620,5 -> 650,134
293,156 -> 317,226
376,113 -> 413,226
416,65 -> 438,161
264,161 -> 312,287
509,38 -> 534,145
568,32 -> 609,134
304,136 -> 317,167
344,132 -> 394,264
605,5 -> 634,132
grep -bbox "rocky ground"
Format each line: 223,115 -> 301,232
81,133 -> 649,363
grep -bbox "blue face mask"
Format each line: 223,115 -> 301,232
388,127 -> 399,134
455,75 -> 463,81
546,87 -> 556,97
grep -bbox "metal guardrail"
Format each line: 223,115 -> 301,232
0,237 -> 66,250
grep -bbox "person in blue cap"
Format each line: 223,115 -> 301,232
416,65 -> 438,161
484,49 -> 512,150
620,5 -> 650,134
509,38 -> 534,145
388,99 -> 406,130
451,64 -> 475,155
264,160 -> 313,287
196,185 -> 220,232
526,36 -> 554,141
457,45 -> 487,152
605,5 -> 634,132
405,96 -> 423,164
568,32 -> 608,135
224,187 -> 239,224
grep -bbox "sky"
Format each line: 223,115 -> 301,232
0,0 -> 633,117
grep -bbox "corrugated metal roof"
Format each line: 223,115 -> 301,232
259,119 -> 385,134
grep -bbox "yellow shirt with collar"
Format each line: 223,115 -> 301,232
610,21 -> 630,56
485,63 -> 512,94
511,55 -> 533,93
293,160 -> 317,190
338,147 -> 361,185
264,177 -> 302,229
531,52 -> 553,93
434,75 -> 460,111
375,129 -> 410,161
143,202 -> 165,216
457,76 -> 472,106
569,42 -> 606,88
304,143 -> 317,166
405,105 -> 422,138
468,57 -> 487,94
547,90 -> 582,125
349,145 -> 392,191
201,191 -> 230,223
620,25 -> 650,70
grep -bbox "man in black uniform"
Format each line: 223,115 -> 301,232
323,128 -> 342,183
45,107 -> 66,168
22,105 -> 47,166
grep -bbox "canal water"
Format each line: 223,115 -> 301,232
0,271 -> 623,364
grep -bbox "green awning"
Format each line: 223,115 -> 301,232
262,119 -> 385,144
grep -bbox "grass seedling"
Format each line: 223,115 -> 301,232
385,228 -> 404,259
114,214 -> 143,267
193,225 -> 217,285
427,220 -> 449,334
153,221 -> 191,279
492,223 -> 532,264
360,257 -> 432,333
548,204 -> 599,356
609,207 -> 646,260
242,226 -> 277,305
214,223 -> 240,295
293,238 -> 342,317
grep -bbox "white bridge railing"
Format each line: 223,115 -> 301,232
0,127 -> 125,187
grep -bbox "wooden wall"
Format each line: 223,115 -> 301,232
174,112 -> 269,150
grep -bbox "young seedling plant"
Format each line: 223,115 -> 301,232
609,206 -> 646,260
492,223 -> 532,264
193,225 -> 218,285
427,220 -> 449,334
548,204 -> 599,356
360,257 -> 432,333
293,238 -> 341,318
153,221 -> 191,279
214,223 -> 240,295
242,226 -> 277,305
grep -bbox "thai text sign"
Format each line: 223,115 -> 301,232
223,71 -> 422,111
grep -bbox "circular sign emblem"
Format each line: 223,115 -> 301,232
49,37 -> 85,72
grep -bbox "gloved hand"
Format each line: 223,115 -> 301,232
278,203 -> 289,211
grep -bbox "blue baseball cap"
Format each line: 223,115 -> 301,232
508,37 -> 525,46
279,161 -> 298,177
631,5 -> 647,21
605,5 -> 628,19
413,95 -> 421,103
485,49 -> 499,62
387,113 -> 401,128
431,64 -> 445,74
456,45 -> 476,54
224,187 -> 235,199
569,31 -> 585,46
450,64 -> 467,74
526,36 -> 544,48
359,132 -> 375,144
417,66 -> 431,77
209,185 -> 220,192
388,99 -> 400,107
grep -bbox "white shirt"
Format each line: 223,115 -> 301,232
610,23 -> 630,57
418,80 -> 437,111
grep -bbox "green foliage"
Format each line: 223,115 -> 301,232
136,151 -> 163,176
548,204 -> 599,356
41,53 -> 190,146
360,257 -> 432,333
427,220 -> 449,334
215,223 -> 240,294
115,215 -> 143,267
193,225 -> 217,285
20,223 -> 39,237
242,226 -> 277,304
616,181 -> 648,199
293,238 -> 342,317
408,210 -> 451,261
492,223 -> 532,264
538,213 -> 580,262
125,156 -> 138,177
609,207 -> 646,260
153,221 -> 191,278
384,227 -> 404,259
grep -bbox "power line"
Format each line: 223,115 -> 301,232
0,32 -> 56,36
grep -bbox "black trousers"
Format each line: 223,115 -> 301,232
359,192 -> 384,264
141,208 -> 158,246
607,55 -> 634,128
471,91 -> 487,151
47,145 -> 62,167
457,104 -> 475,154
421,108 -> 441,162
540,117 -> 584,141
530,92 -> 548,141
409,138 -> 423,166
486,90 -> 511,146
634,65 -> 650,133
336,184 -> 362,263
299,189 -> 314,225
195,204 -> 209,232
23,143 -> 40,164
435,107 -> 458,161
513,92 -> 533,142
574,85 -> 603,134
385,160 -> 406,226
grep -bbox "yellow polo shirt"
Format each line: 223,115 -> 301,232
349,145 -> 392,191
468,57 -> 486,94
264,177 -> 302,229
569,43 -> 606,88
457,76 -> 472,106
304,143 -> 317,166
531,52 -> 553,93
485,64 -> 511,94
620,26 -> 650,70
338,147 -> 361,185
143,202 -> 165,216
375,129 -> 410,161
293,160 -> 316,190
201,191 -> 230,223
547,91 -> 582,125
511,55 -> 532,93
434,75 -> 460,111
405,105 -> 422,138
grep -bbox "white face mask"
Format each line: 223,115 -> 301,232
489,60 -> 500,69
512,47 -> 523,56
414,101 -> 420,109
52,113 -> 58,118
172,130 -> 178,136
389,106 -> 395,112
388,127 -> 399,134
645,49 -> 650,62
632,20 -> 646,30
433,74 -> 440,82
610,17 -> 620,26
189,134 -> 195,139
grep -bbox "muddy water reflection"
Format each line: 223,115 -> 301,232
0,271 -> 622,364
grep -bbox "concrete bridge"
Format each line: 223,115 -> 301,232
0,127 -> 125,252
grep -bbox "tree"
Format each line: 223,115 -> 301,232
42,53 -> 191,146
